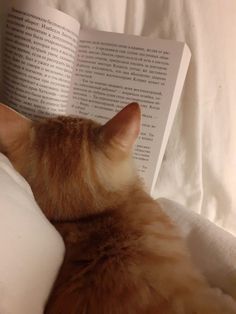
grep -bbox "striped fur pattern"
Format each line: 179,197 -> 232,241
0,103 -> 236,314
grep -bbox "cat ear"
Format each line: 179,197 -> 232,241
0,103 -> 32,152
101,102 -> 141,153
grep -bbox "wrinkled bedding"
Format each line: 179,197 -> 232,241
0,0 -> 236,234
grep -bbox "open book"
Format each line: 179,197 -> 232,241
0,0 -> 191,194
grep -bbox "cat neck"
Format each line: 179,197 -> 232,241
80,177 -> 153,217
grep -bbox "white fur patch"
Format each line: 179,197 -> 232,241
94,151 -> 137,192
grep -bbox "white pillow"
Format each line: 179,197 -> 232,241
0,153 -> 65,314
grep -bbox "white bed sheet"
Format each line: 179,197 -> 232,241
0,153 -> 65,314
0,0 -> 236,234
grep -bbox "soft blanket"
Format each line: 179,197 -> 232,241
0,153 -> 64,314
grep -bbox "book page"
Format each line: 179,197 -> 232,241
1,0 -> 80,118
0,1 -> 9,100
68,30 -> 190,193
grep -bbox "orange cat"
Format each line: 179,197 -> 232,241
0,102 -> 236,314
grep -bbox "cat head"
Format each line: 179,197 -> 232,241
0,103 -> 141,221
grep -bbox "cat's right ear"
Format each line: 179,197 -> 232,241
0,103 -> 32,152
100,102 -> 141,156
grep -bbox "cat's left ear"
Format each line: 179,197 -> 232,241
101,102 -> 141,154
0,103 -> 32,152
